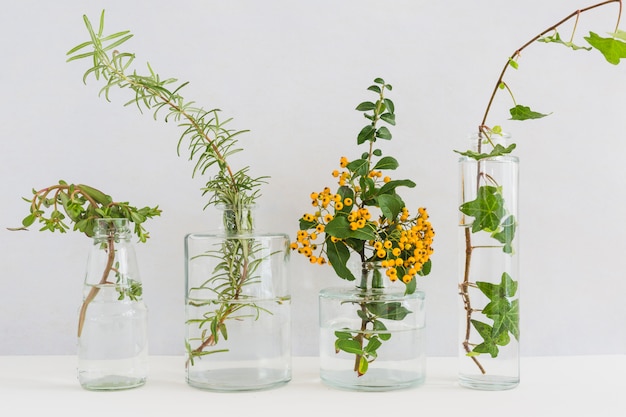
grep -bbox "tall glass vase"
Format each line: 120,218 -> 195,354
319,261 -> 426,391
78,218 -> 149,391
458,132 -> 520,390
184,205 -> 291,391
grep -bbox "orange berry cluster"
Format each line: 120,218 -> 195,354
291,158 -> 435,284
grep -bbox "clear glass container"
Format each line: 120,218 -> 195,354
77,218 -> 148,390
319,262 -> 426,391
458,132 -> 520,390
184,205 -> 291,391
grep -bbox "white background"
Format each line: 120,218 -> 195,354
1,0 -> 625,357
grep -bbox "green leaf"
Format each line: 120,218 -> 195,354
585,31 -> 626,65
509,104 -> 549,120
380,113 -> 396,125
364,336 -> 382,355
356,101 -> 377,111
477,272 -> 518,300
508,57 -> 519,69
367,85 -> 381,93
326,215 -> 376,241
383,98 -> 395,113
459,185 -> 505,233
377,193 -> 404,220
454,143 -> 517,161
335,338 -> 363,355
22,214 -> 36,227
470,320 -> 500,358
379,179 -> 416,195
357,125 -> 376,144
538,31 -> 592,51
367,301 -> 411,320
373,320 -> 391,341
325,238 -> 355,281
491,215 -> 516,253
358,356 -> 369,375
373,156 -> 399,170
376,126 -> 392,140
346,158 -> 369,177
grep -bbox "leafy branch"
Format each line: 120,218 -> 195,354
66,10 -> 274,365
12,180 -> 161,337
293,79 -> 435,376
66,10 -> 266,209
459,0 -> 624,375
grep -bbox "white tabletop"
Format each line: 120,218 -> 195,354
1,355 -> 623,416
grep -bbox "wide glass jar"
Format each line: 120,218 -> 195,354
319,261 -> 426,391
77,218 -> 149,390
184,205 -> 291,391
458,132 -> 520,390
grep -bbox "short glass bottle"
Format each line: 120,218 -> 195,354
319,261 -> 426,391
184,205 -> 291,391
77,218 -> 149,390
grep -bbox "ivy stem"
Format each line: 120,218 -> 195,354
479,0 -> 622,133
463,0 -> 623,375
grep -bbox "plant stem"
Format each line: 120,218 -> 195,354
463,0 -> 623,374
479,0 -> 622,132
77,233 -> 116,337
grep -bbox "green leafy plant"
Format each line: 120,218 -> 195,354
292,78 -> 435,376
65,10 -> 269,364
12,180 -> 161,336
456,0 -> 625,374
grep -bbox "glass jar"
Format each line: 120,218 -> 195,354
458,132 -> 520,390
184,205 -> 291,391
319,261 -> 426,391
77,218 -> 148,390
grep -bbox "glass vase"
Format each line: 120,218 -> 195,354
319,261 -> 426,391
77,218 -> 149,391
184,205 -> 291,391
458,132 -> 520,390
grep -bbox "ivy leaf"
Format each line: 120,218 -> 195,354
477,273 -> 519,341
459,185 -> 505,233
470,320 -> 500,358
538,31 -> 592,51
491,215 -> 516,253
509,104 -> 549,120
477,272 -> 518,300
454,143 -> 517,161
490,299 -> 520,341
585,31 -> 626,65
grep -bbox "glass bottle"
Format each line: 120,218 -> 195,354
458,132 -> 520,390
319,261 -> 426,391
77,218 -> 148,390
184,205 -> 291,391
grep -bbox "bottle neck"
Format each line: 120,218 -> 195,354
93,218 -> 131,241
219,204 -> 255,234
356,262 -> 385,290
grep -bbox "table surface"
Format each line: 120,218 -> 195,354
1,355 -> 623,416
